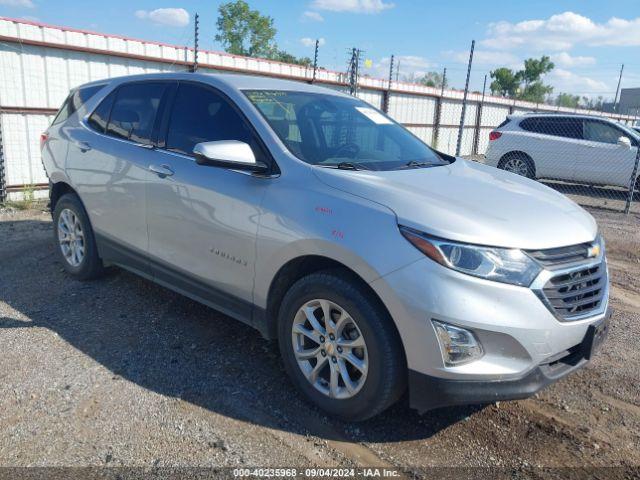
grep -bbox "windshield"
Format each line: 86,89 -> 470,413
244,90 -> 448,171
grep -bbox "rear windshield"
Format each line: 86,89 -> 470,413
52,84 -> 105,125
244,90 -> 447,171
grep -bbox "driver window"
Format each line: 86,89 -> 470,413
165,83 -> 252,156
584,121 -> 621,145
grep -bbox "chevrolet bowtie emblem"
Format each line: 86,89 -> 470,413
587,244 -> 600,258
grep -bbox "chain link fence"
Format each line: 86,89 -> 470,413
465,104 -> 640,215
0,16 -> 638,217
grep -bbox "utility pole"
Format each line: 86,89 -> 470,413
456,40 -> 475,157
440,67 -> 447,96
613,64 -> 624,112
310,39 -> 319,84
395,58 -> 400,82
191,13 -> 199,72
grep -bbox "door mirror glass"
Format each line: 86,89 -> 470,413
617,136 -> 632,149
193,140 -> 268,172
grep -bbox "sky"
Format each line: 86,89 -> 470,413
1,0 -> 639,99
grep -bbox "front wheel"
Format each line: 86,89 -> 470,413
278,270 -> 406,421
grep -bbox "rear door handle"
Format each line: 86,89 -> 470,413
72,140 -> 91,152
148,164 -> 174,178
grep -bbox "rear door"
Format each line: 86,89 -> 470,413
521,117 -> 582,181
66,81 -> 170,264
574,119 -> 638,187
145,81 -> 272,319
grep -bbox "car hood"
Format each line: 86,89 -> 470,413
313,159 -> 597,250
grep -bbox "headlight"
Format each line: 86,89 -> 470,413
400,226 -> 542,286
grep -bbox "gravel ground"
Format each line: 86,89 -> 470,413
0,203 -> 639,478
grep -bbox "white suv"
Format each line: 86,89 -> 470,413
485,113 -> 640,190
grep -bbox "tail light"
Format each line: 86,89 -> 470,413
489,131 -> 502,141
40,132 -> 49,150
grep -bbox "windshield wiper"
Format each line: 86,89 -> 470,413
395,160 -> 439,170
320,161 -> 371,171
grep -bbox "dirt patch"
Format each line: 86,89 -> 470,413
0,207 -> 638,476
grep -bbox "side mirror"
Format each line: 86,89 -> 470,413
617,136 -> 632,149
193,141 -> 268,173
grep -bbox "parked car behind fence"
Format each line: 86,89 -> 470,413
485,113 -> 640,193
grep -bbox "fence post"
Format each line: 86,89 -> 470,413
432,68 -> 446,149
624,146 -> 640,214
309,39 -> 320,84
456,40 -> 475,156
472,74 -> 487,156
0,112 -> 5,203
382,54 -> 394,113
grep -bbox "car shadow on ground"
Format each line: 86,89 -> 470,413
0,223 -> 485,444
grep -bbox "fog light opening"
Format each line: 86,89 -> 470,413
432,320 -> 484,367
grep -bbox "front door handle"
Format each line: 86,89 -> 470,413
148,164 -> 174,178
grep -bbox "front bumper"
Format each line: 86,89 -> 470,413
408,309 -> 610,412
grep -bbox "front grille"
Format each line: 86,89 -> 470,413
527,241 -> 608,321
542,264 -> 606,319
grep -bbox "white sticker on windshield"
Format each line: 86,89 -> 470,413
355,107 -> 393,125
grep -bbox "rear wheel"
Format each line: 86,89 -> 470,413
499,153 -> 535,179
278,270 -> 406,421
53,193 -> 104,280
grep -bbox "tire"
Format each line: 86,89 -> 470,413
498,153 -> 535,179
278,269 -> 406,421
53,193 -> 104,280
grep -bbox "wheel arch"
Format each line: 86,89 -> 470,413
49,181 -> 78,213
263,254 -> 405,365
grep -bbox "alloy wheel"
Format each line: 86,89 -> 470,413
57,208 -> 85,267
291,299 -> 368,399
503,157 -> 530,177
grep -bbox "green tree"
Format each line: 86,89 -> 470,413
215,0 -> 276,58
556,93 -> 581,108
520,81 -> 554,103
418,71 -> 447,88
215,1 -> 313,66
489,68 -> 520,97
581,95 -> 606,110
490,56 -> 555,102
272,50 -> 313,67
521,56 -> 554,89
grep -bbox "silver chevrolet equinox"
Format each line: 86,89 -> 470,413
42,73 -> 610,421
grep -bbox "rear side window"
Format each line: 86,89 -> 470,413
52,84 -> 104,125
106,82 -> 167,144
521,117 -> 582,139
87,91 -> 116,133
165,83 -> 252,155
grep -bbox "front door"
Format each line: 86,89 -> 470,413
574,119 -> 638,187
145,81 -> 272,320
